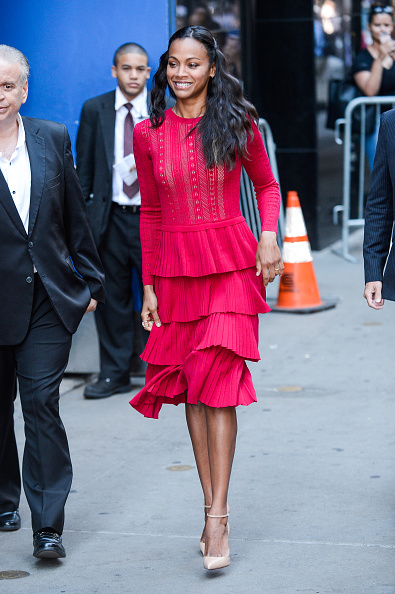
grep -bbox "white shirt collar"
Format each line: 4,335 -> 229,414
115,86 -> 148,118
16,113 -> 26,150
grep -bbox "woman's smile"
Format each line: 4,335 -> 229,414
173,81 -> 193,89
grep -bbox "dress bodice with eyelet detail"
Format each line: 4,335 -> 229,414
133,108 -> 281,285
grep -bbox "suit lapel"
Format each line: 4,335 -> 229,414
23,117 -> 45,236
100,91 -> 116,173
0,168 -> 27,238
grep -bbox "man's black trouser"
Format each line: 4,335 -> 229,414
96,205 -> 146,384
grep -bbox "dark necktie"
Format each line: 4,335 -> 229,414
123,103 -> 139,199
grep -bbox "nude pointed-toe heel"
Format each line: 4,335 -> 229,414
203,512 -> 230,570
203,553 -> 230,571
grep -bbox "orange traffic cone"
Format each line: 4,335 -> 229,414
272,191 -> 336,313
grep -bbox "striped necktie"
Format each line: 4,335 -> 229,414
123,103 -> 139,199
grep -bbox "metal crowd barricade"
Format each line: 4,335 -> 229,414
240,118 -> 285,245
333,96 -> 395,262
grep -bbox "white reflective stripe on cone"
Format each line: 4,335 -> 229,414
282,241 -> 313,263
284,207 -> 308,238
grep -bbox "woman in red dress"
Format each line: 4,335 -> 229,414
130,26 -> 283,570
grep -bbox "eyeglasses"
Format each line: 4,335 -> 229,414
371,6 -> 394,15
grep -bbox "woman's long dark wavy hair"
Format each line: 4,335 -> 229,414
150,26 -> 259,170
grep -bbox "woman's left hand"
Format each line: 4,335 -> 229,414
256,231 -> 284,286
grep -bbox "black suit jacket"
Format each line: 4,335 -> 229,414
0,117 -> 105,345
76,89 -> 174,247
76,90 -> 119,247
363,109 -> 395,301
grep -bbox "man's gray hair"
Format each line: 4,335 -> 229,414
0,45 -> 29,83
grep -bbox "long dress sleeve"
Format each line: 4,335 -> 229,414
241,121 -> 281,233
133,123 -> 162,285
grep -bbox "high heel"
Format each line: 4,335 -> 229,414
200,504 -> 230,554
203,513 -> 230,570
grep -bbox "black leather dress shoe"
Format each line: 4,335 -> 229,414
33,530 -> 66,559
84,378 -> 131,399
0,510 -> 21,531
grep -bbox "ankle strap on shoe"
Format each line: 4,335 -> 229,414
207,513 -> 229,518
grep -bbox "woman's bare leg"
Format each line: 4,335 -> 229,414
204,405 -> 237,557
185,402 -> 212,543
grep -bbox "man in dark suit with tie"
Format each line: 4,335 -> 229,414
0,45 -> 105,558
76,43 -> 151,399
364,109 -> 395,309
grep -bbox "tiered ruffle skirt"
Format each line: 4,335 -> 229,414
130,217 -> 270,418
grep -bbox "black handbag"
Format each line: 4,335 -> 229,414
326,78 -> 377,135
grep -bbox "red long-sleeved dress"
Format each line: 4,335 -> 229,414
129,109 -> 280,418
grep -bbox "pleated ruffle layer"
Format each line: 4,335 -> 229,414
152,217 -> 258,277
142,312 -> 260,365
130,345 -> 257,419
155,267 -> 269,323
129,310 -> 261,418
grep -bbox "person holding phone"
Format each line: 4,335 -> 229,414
353,3 -> 395,168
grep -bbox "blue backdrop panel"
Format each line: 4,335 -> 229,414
1,0 -> 170,151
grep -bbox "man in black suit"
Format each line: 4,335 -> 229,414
76,43 -> 151,399
364,109 -> 395,309
0,45 -> 105,558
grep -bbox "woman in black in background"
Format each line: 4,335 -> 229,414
353,3 -> 395,169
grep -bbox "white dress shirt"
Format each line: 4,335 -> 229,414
112,85 -> 149,206
0,114 -> 31,233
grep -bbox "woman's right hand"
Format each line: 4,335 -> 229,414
379,36 -> 395,59
141,285 -> 161,332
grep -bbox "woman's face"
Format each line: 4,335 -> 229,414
167,38 -> 215,103
369,14 -> 394,43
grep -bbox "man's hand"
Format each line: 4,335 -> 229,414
364,281 -> 384,309
85,298 -> 98,313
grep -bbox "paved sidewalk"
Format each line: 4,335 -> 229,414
1,231 -> 395,593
